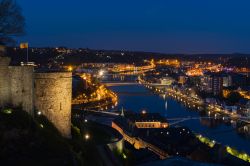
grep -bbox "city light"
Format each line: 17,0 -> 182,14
1,1 -> 250,165
68,66 -> 73,71
99,70 -> 104,76
85,134 -> 90,140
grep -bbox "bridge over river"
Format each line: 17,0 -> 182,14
103,79 -> 250,154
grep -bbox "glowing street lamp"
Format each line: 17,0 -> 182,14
85,134 -> 90,140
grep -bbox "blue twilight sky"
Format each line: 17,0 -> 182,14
16,0 -> 250,53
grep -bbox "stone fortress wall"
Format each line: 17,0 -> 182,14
9,66 -> 34,115
35,72 -> 72,138
0,55 -> 72,138
0,56 -> 11,106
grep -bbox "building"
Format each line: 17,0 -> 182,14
238,99 -> 250,117
112,111 -> 170,158
160,77 -> 174,86
211,75 -> 223,96
222,74 -> 232,87
112,111 -> 198,159
200,74 -> 212,92
124,111 -> 169,129
0,55 -> 72,138
246,101 -> 250,117
201,73 -> 223,96
178,75 -> 187,85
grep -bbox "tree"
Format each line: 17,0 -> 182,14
0,0 -> 25,45
227,91 -> 241,105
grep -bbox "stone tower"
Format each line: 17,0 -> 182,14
0,51 -> 72,138
34,72 -> 72,138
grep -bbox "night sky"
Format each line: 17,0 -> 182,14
17,0 -> 250,53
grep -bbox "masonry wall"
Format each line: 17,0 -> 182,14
34,72 -> 72,138
0,56 -> 72,138
0,57 -> 11,107
9,66 -> 34,115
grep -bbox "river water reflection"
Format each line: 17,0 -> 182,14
108,83 -> 250,154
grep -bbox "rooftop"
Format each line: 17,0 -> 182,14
125,111 -> 167,123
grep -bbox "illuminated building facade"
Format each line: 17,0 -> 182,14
125,111 -> 169,129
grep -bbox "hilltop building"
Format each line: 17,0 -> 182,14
0,49 -> 72,138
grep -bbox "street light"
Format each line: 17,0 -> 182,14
85,134 -> 90,140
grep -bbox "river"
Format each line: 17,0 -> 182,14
107,83 -> 250,154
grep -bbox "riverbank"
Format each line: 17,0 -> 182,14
108,83 -> 250,156
72,75 -> 118,110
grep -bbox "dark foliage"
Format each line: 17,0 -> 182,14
0,108 -> 74,165
226,91 -> 242,105
0,0 -> 25,45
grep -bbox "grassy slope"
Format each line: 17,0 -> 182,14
0,108 -> 74,166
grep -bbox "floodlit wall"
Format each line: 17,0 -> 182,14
9,66 -> 34,115
0,57 -> 11,107
34,72 -> 72,138
0,56 -> 72,138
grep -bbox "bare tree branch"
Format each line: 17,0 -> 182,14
0,0 -> 25,45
